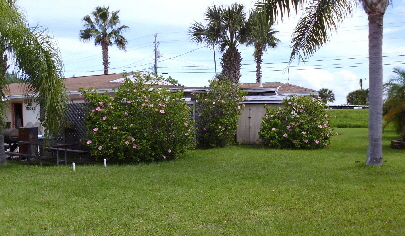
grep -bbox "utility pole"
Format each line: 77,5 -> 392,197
153,33 -> 159,75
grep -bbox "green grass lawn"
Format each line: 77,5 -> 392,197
1,128 -> 405,235
328,109 -> 369,128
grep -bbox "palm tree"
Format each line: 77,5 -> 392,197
318,88 -> 335,104
220,4 -> 247,83
190,5 -> 222,74
244,8 -> 280,84
257,0 -> 389,166
190,3 -> 246,83
80,6 -> 129,75
383,68 -> 405,141
0,0 -> 68,165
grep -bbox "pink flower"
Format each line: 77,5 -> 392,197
131,137 -> 135,141
149,104 -> 154,107
86,140 -> 92,145
160,110 -> 165,114
304,140 -> 309,143
102,116 -> 107,120
184,123 -> 188,126
213,102 -> 215,104
270,115 -> 274,118
288,102 -> 291,104
79,93 -> 83,97
163,156 -> 167,159
185,133 -> 189,136
302,131 -> 306,134
168,149 -> 172,153
315,140 -> 320,144
95,107 -> 101,111
98,146 -> 102,150
237,106 -> 241,109
99,102 -> 104,106
113,127 -> 117,130
318,125 -> 323,128
132,144 -> 137,149
287,125 -> 291,129
272,128 -> 276,131
125,141 -> 129,145
283,133 -> 288,138
93,128 -> 98,132
127,101 -> 132,104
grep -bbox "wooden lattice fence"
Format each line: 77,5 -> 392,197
57,103 -> 88,149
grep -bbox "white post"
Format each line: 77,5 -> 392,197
104,159 -> 107,167
72,162 -> 76,171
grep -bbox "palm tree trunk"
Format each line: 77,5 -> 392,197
0,134 -> 6,165
255,44 -> 263,84
213,45 -> 217,74
366,12 -> 384,166
102,41 -> 109,75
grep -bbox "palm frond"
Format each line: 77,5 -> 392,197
290,0 -> 356,62
256,0 -> 303,23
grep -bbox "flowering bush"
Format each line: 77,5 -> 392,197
80,72 -> 195,162
259,95 -> 333,149
194,76 -> 246,148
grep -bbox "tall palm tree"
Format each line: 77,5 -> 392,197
80,6 -> 129,75
244,8 -> 280,84
220,3 -> 246,83
190,5 -> 222,74
318,88 -> 335,104
257,0 -> 389,166
383,68 -> 405,141
0,0 -> 68,165
190,3 -> 246,83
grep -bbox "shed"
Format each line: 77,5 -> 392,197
237,82 -> 318,144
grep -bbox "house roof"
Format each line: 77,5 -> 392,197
240,82 -> 317,94
4,73 -> 317,97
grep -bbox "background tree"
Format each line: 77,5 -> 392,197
243,8 -> 279,84
257,0 -> 389,165
189,5 -> 222,74
318,88 -> 335,104
0,0 -> 68,165
383,67 -> 405,141
190,3 -> 246,83
80,6 -> 129,75
347,89 -> 369,105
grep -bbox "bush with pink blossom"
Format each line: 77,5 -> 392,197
259,95 -> 333,149
80,72 -> 195,162
194,76 -> 246,148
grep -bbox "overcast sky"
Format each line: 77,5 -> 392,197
16,0 -> 405,104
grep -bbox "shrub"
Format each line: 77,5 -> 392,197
347,89 -> 369,105
259,95 -> 333,149
80,72 -> 195,162
194,77 -> 246,148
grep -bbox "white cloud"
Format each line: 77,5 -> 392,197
290,68 -> 359,105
